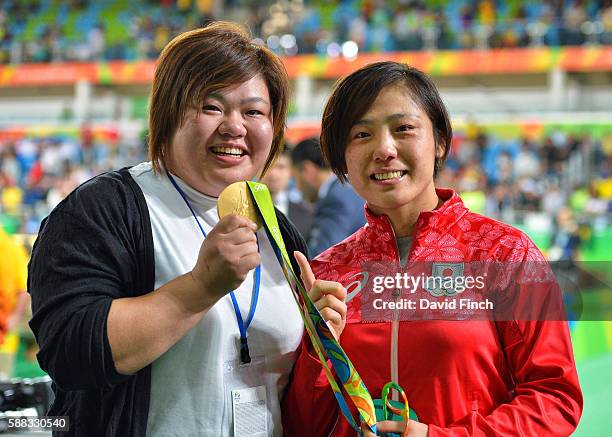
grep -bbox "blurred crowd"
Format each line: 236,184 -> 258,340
0,126 -> 147,235
440,127 -> 612,262
441,129 -> 611,216
1,0 -> 612,64
1,125 -> 611,247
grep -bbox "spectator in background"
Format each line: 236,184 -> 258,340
514,138 -> 540,179
474,132 -> 488,163
540,136 -> 558,175
0,175 -> 22,218
454,136 -> 479,166
542,183 -> 566,217
0,227 -> 29,346
0,0 -> 607,63
516,177 -> 542,211
485,182 -> 515,222
584,183 -> 608,219
0,145 -> 20,186
549,206 -> 582,262
291,136 -> 365,256
260,147 -> 314,238
496,150 -> 514,184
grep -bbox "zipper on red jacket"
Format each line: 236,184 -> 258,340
327,414 -> 339,436
383,215 -> 417,403
470,391 -> 480,430
381,215 -> 403,402
391,287 -> 400,402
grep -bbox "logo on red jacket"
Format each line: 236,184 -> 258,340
424,262 -> 465,297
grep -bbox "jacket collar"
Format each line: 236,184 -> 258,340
364,188 -> 468,239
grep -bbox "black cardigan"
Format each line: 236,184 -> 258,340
27,168 -> 308,437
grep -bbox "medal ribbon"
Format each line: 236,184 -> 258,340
246,181 -> 377,434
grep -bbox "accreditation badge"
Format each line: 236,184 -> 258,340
224,356 -> 271,437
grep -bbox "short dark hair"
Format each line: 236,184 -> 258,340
320,61 -> 452,182
290,137 -> 328,169
148,21 -> 290,176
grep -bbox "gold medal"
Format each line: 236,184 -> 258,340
217,181 -> 262,229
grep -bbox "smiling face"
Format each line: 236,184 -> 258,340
344,83 -> 444,218
167,75 -> 274,197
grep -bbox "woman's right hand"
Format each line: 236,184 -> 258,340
190,214 -> 261,308
108,214 -> 260,375
361,420 -> 429,437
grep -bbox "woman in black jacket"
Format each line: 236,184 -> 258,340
28,21 -> 315,437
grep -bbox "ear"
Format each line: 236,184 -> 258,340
435,142 -> 445,159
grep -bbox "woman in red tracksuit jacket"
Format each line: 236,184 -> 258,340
282,62 -> 582,436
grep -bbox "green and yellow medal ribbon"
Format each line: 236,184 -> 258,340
243,181 -> 415,435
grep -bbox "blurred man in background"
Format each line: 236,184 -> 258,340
291,137 -> 365,256
261,147 -> 314,239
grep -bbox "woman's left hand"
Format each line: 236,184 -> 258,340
294,251 -> 347,340
360,420 -> 429,437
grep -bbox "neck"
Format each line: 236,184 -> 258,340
165,161 -> 221,198
371,183 -> 441,237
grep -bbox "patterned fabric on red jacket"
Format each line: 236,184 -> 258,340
282,188 -> 582,437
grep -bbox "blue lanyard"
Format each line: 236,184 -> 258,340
166,171 -> 261,364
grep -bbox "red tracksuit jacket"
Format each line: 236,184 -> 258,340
282,188 -> 582,436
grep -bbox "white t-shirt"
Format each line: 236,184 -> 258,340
129,162 -> 304,437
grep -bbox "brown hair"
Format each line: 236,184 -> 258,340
320,61 -> 452,182
148,21 -> 289,176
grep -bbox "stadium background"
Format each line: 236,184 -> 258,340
0,0 -> 610,435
